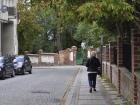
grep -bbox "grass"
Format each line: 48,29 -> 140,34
124,101 -> 131,105
101,75 -> 116,90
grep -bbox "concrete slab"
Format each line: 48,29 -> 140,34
79,95 -> 105,100
78,99 -> 107,105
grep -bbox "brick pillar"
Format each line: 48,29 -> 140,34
54,53 -> 59,65
66,48 -> 71,65
106,44 -> 109,62
117,36 -> 123,94
131,29 -> 140,105
101,46 -> 106,75
105,44 -> 109,75
71,46 -> 77,65
109,42 -> 117,83
117,37 -> 123,67
109,42 -> 117,64
38,49 -> 43,65
109,43 -> 112,82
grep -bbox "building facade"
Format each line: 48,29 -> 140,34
0,0 -> 18,55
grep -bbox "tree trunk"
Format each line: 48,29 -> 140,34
115,22 -> 124,36
55,32 -> 62,51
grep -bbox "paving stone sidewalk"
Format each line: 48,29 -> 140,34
65,67 -> 128,105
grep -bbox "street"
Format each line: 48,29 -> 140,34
0,66 -> 79,105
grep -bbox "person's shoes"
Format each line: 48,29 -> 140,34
93,88 -> 96,91
89,88 -> 92,93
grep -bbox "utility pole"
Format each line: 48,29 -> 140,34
100,35 -> 103,77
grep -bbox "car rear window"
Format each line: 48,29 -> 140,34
16,57 -> 24,62
0,57 -> 4,63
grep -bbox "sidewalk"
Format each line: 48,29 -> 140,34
65,66 -> 128,105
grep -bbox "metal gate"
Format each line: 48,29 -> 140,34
76,49 -> 83,65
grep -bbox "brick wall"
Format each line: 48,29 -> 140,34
117,36 -> 123,67
27,53 -> 59,66
111,65 -> 118,89
104,63 -> 132,101
109,42 -> 117,82
59,49 -> 71,65
59,46 -> 77,65
136,77 -> 140,105
102,36 -> 132,101
109,42 -> 117,64
120,67 -> 132,100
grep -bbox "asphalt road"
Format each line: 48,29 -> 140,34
0,66 -> 80,105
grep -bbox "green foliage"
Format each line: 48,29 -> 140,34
101,0 -> 134,21
17,0 -> 43,53
77,0 -> 134,33
74,21 -> 113,47
77,1 -> 102,21
74,0 -> 135,46
17,0 -> 137,53
77,0 -> 134,22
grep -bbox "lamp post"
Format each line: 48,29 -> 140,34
100,35 -> 103,77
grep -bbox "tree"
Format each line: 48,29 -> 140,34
17,0 -> 136,53
17,0 -> 43,53
71,0 -> 135,47
77,0 -> 134,35
74,22 -> 113,47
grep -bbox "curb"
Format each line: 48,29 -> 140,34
64,68 -> 83,105
59,68 -> 81,105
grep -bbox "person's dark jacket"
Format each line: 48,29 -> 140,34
86,56 -> 100,72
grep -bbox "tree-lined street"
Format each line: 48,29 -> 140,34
0,0 -> 140,105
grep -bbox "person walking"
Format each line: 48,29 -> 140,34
86,51 -> 100,93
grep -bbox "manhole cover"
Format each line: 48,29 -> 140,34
31,90 -> 50,94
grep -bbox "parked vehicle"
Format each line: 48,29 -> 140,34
0,56 -> 15,80
13,55 -> 32,74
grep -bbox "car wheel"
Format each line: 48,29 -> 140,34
22,67 -> 26,75
1,71 -> 6,80
29,69 -> 32,74
11,70 -> 15,77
